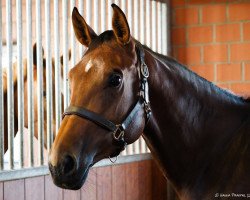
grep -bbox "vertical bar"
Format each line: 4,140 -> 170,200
107,0 -> 113,30
0,0 -> 4,170
127,0 -> 133,35
36,0 -> 44,165
78,0 -> 84,58
157,1 -> 162,54
120,0 -> 127,16
151,0 -> 157,52
133,0 -> 138,40
162,2 -> 168,55
100,0 -> 106,32
71,0 -> 76,67
6,0 -> 14,169
17,0 -> 24,168
86,0 -> 91,27
45,0 -> 53,150
145,0 -> 151,47
54,0 -> 61,132
27,0 -> 34,166
139,0 -> 145,44
62,0 -> 69,109
93,0 -> 99,33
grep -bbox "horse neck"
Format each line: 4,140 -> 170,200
143,50 -> 250,195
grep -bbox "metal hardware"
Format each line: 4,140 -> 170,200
109,156 -> 118,163
113,125 -> 125,141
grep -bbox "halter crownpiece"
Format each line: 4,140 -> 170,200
62,42 -> 151,152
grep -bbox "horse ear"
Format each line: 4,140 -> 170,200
72,7 -> 97,47
33,43 -> 44,65
111,4 -> 131,45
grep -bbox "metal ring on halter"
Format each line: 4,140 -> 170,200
109,156 -> 118,163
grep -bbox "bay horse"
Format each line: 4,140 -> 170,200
3,44 -> 69,153
49,4 -> 250,200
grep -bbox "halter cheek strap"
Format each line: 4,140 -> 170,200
62,42 -> 151,148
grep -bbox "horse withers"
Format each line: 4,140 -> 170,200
49,4 -> 250,200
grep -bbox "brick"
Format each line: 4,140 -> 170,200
190,64 -> 215,82
202,5 -> 226,24
217,83 -> 230,90
188,26 -> 213,44
187,0 -> 213,4
245,63 -> 250,80
175,7 -> 199,25
229,3 -> 250,21
177,46 -> 201,65
217,63 -> 242,82
171,0 -> 186,7
243,22 -> 250,41
171,27 -> 186,45
231,83 -> 250,96
204,44 -> 228,62
231,43 -> 250,62
216,24 -> 241,42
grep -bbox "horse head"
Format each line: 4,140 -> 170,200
49,4 -> 147,189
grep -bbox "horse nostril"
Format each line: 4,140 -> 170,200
62,155 -> 76,175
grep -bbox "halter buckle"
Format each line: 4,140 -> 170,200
113,125 -> 125,141
141,63 -> 149,78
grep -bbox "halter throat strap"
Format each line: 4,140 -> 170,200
62,43 -> 151,146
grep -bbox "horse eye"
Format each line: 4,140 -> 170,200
108,73 -> 122,88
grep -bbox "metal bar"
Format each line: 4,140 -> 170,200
133,0 -> 138,40
45,0 -> 53,150
26,0 -> 34,167
71,0 -> 76,67
78,0 -> 84,58
54,0 -> 61,132
36,0 -> 44,165
151,0 -> 157,52
139,0 -> 145,44
145,0 -> 151,47
120,0 -> 127,17
100,0 -> 106,32
157,1 -> 162,54
93,0 -> 99,33
162,1 -> 168,55
127,0 -> 133,35
0,0 -> 4,170
107,0 -> 113,30
62,0 -> 69,109
86,0 -> 91,27
6,0 -> 14,169
16,0 -> 24,168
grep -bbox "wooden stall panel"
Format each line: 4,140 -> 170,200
96,166 -> 112,200
112,164 -> 126,200
25,176 -> 44,200
45,175 -> 63,200
81,168 -> 97,200
3,179 -> 24,200
138,160 -> 152,200
152,161 -> 168,200
63,189 -> 80,200
0,183 -> 3,200
125,162 -> 139,200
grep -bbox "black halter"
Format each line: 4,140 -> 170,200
62,43 -> 151,148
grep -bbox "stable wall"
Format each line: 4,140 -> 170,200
171,0 -> 250,96
0,159 -> 168,200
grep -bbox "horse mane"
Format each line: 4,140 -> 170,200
141,44 -> 250,104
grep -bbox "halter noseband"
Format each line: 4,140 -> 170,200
62,43 -> 151,149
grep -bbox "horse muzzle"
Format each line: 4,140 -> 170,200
48,154 -> 93,190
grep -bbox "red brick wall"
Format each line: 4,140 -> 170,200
171,0 -> 250,96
